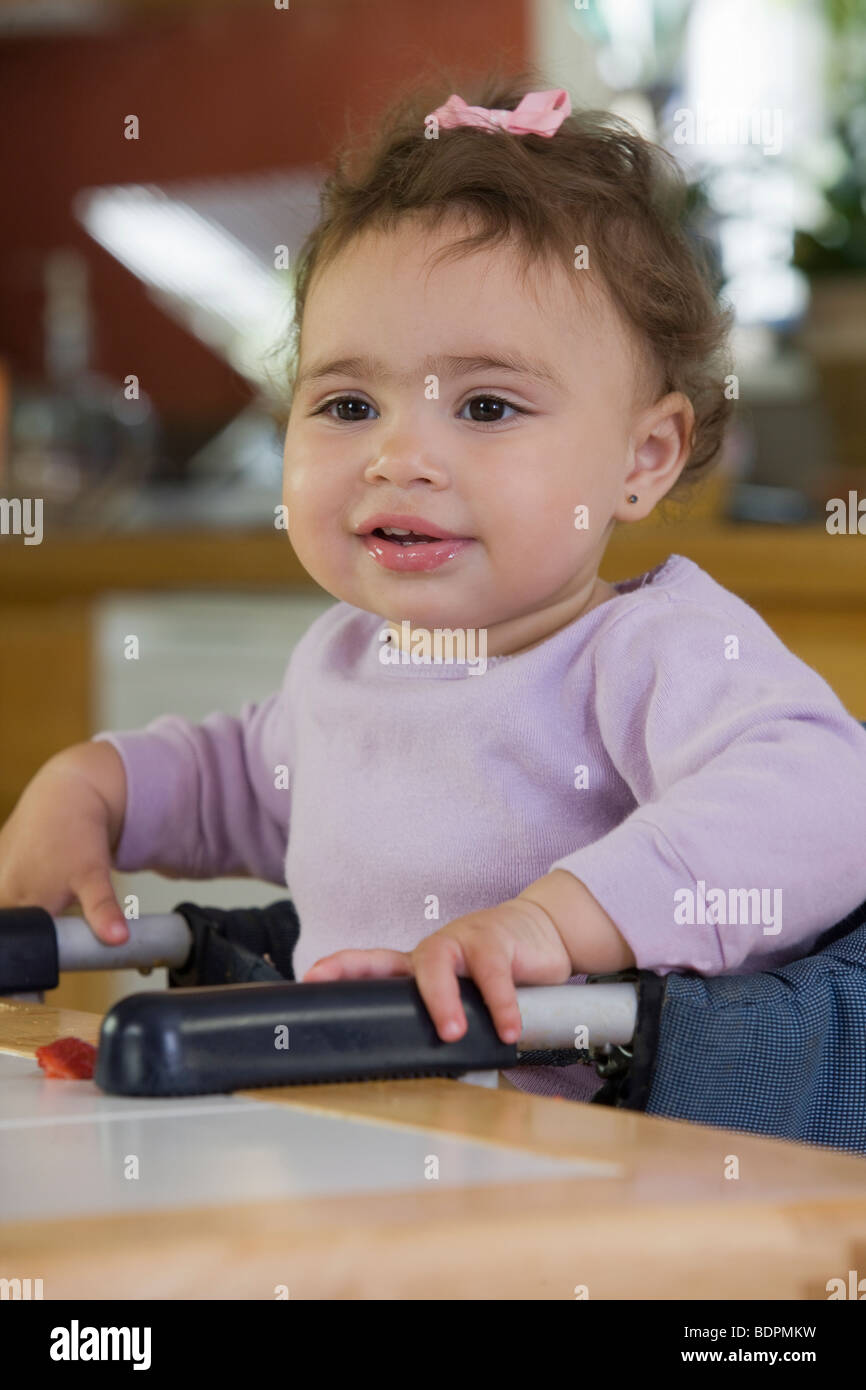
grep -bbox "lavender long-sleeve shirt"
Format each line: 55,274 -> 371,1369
92,554 -> 866,1104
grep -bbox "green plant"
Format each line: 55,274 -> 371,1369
793,109 -> 866,273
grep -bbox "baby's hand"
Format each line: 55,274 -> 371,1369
301,897 -> 573,1045
0,743 -> 128,945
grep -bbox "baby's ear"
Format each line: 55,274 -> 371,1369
627,392 -> 693,499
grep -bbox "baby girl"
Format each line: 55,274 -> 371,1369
3,75 -> 866,1104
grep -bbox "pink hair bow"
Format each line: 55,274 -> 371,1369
427,88 -> 571,138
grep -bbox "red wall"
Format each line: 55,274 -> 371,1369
0,0 -> 528,431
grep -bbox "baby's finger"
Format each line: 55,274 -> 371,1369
70,867 -> 128,945
462,948 -> 523,1044
411,937 -> 468,1041
302,948 -> 412,982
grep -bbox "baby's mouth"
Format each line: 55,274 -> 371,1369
371,527 -> 441,546
359,526 -> 474,572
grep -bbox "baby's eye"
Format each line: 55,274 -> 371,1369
460,395 -> 523,426
316,395 -> 377,423
313,393 -> 524,426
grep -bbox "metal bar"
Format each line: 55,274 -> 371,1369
516,983 -> 637,1049
54,914 -> 192,972
15,915 -> 639,1048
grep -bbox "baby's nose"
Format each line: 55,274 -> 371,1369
364,447 -> 448,487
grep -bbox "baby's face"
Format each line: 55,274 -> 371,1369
283,216 -> 664,654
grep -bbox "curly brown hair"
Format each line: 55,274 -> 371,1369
284,64 -> 734,501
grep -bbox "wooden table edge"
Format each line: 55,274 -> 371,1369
3,999 -> 865,1299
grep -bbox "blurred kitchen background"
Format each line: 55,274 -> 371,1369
0,0 -> 864,1009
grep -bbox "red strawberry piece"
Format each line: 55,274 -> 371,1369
35,1036 -> 97,1080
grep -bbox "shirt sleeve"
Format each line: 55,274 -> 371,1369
549,591 -> 866,975
91,681 -> 292,885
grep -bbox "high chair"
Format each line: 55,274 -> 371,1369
3,877 -> 865,1152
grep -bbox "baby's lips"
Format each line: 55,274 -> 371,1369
354,513 -> 470,541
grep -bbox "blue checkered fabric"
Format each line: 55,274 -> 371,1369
645,892 -> 866,1152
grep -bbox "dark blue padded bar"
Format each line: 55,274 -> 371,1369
95,975 -> 518,1095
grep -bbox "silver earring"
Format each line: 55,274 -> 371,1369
627,495 -> 638,503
